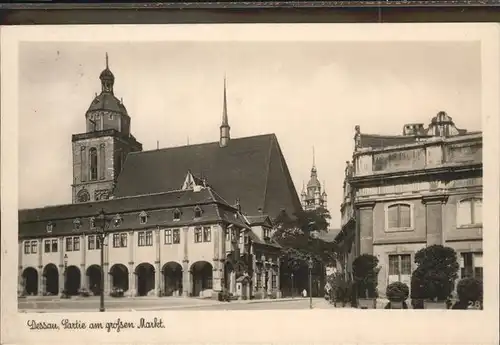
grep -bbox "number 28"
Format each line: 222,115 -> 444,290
468,301 -> 482,309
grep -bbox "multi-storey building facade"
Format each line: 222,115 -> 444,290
18,56 -> 302,299
336,112 -> 482,296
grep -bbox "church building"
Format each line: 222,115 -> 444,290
18,55 -> 303,300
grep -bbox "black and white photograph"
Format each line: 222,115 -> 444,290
1,23 -> 499,345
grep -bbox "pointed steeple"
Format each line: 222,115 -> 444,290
311,146 -> 317,177
219,74 -> 231,148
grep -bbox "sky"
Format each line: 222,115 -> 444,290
18,41 -> 482,228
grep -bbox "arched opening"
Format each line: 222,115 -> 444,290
110,264 -> 129,291
65,266 -> 81,295
191,261 -> 213,297
89,147 -> 98,181
22,267 -> 38,296
86,265 -> 102,296
42,264 -> 59,296
135,263 -> 155,297
162,262 -> 182,297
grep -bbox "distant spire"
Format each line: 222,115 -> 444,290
312,146 -> 316,168
219,74 -> 230,148
105,52 -> 109,69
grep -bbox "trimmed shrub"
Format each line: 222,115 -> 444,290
352,254 -> 380,299
386,282 -> 409,302
456,277 -> 483,303
412,245 -> 459,301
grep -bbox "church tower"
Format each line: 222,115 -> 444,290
71,54 -> 143,203
301,147 -> 327,211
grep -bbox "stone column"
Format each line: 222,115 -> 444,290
182,227 -> 191,297
182,262 -> 191,297
128,231 -> 135,297
58,264 -> 65,294
18,266 -> 24,296
80,233 -> 86,290
38,265 -> 45,295
356,201 -> 375,255
267,266 -> 273,295
229,271 -> 236,294
276,264 -> 281,298
212,225 -> 222,295
155,228 -> 161,296
423,195 -> 448,246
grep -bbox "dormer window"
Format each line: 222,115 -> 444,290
194,206 -> 202,218
139,211 -> 148,225
173,208 -> 181,221
46,222 -> 54,233
113,214 -> 123,227
73,218 -> 82,231
90,217 -> 96,229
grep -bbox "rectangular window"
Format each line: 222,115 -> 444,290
172,229 -> 180,244
239,232 -> 244,244
461,252 -> 483,280
203,227 -> 211,242
44,240 -> 51,253
457,198 -> 483,226
113,233 -> 120,248
66,237 -> 73,252
194,227 -> 202,243
387,204 -> 411,229
165,230 -> 172,244
24,241 -> 30,254
388,254 -> 412,284
263,228 -> 271,239
96,236 -> 102,250
145,231 -> 153,246
271,274 -> 277,289
138,232 -> 145,247
120,233 -> 127,248
51,239 -> 58,252
30,241 -> 38,254
73,237 -> 80,251
225,228 -> 230,241
88,235 -> 95,250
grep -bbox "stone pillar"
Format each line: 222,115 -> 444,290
230,271 -> 236,294
212,225 -> 222,295
80,264 -> 87,290
18,266 -> 24,296
423,195 -> 448,246
356,201 -> 375,255
38,265 -> 45,295
58,264 -> 65,294
182,227 -> 190,297
128,230 -> 135,297
276,264 -> 282,298
267,267 -> 273,295
155,228 -> 161,296
182,261 -> 191,297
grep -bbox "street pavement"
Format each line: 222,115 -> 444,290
18,296 -> 340,313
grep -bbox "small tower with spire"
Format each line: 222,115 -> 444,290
301,147 -> 327,211
219,75 -> 231,148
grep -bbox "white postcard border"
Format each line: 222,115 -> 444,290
1,23 -> 499,345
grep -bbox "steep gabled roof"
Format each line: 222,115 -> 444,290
113,134 -> 302,220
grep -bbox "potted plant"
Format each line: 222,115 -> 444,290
385,282 -> 409,309
78,288 -> 91,297
110,287 -> 125,298
452,277 -> 483,310
352,254 -> 380,309
412,245 -> 459,309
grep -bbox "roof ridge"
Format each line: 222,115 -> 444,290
128,133 -> 277,156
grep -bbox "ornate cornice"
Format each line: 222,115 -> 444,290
422,194 -> 449,204
354,200 -> 376,209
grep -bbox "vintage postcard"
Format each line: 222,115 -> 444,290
1,23 -> 499,344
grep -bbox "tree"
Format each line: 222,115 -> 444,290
273,207 -> 336,265
411,245 -> 459,301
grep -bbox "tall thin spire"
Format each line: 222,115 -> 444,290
312,146 -> 316,168
222,74 -> 229,127
219,74 -> 230,148
105,52 -> 109,69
